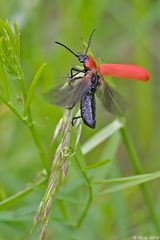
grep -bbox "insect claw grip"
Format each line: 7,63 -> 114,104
71,116 -> 81,126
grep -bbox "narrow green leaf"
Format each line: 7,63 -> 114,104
24,63 -> 46,115
109,161 -> 129,238
13,21 -> 20,59
0,20 -> 19,76
82,159 -> 111,171
69,146 -> 86,180
0,37 -> 9,100
92,133 -> 121,192
0,19 -> 5,36
96,171 -> 160,195
0,36 -> 3,45
93,173 -> 152,184
0,211 -> 30,222
82,119 -> 123,155
3,20 -> 16,55
0,178 -> 47,210
57,194 -> 83,206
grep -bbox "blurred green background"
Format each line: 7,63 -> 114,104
0,0 -> 160,239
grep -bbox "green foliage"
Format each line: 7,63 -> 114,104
24,63 -> 46,115
0,19 -> 49,173
0,1 -> 160,239
94,171 -> 160,194
0,20 -> 20,77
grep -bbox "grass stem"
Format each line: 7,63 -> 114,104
120,126 -> 160,234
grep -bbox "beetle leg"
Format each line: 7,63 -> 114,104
67,67 -> 85,88
70,67 -> 85,78
71,116 -> 81,126
66,103 -> 76,110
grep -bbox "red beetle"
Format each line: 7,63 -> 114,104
50,29 -> 149,129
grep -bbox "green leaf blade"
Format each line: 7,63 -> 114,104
13,22 -> 20,59
96,171 -> 160,195
82,159 -> 111,171
24,63 -> 46,115
82,119 -> 123,155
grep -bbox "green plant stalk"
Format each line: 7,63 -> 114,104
120,126 -> 160,234
17,63 -> 49,171
29,123 -> 49,171
0,178 -> 47,210
74,155 -> 92,228
0,94 -> 49,171
0,95 -> 24,121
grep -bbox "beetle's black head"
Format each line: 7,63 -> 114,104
77,53 -> 88,63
